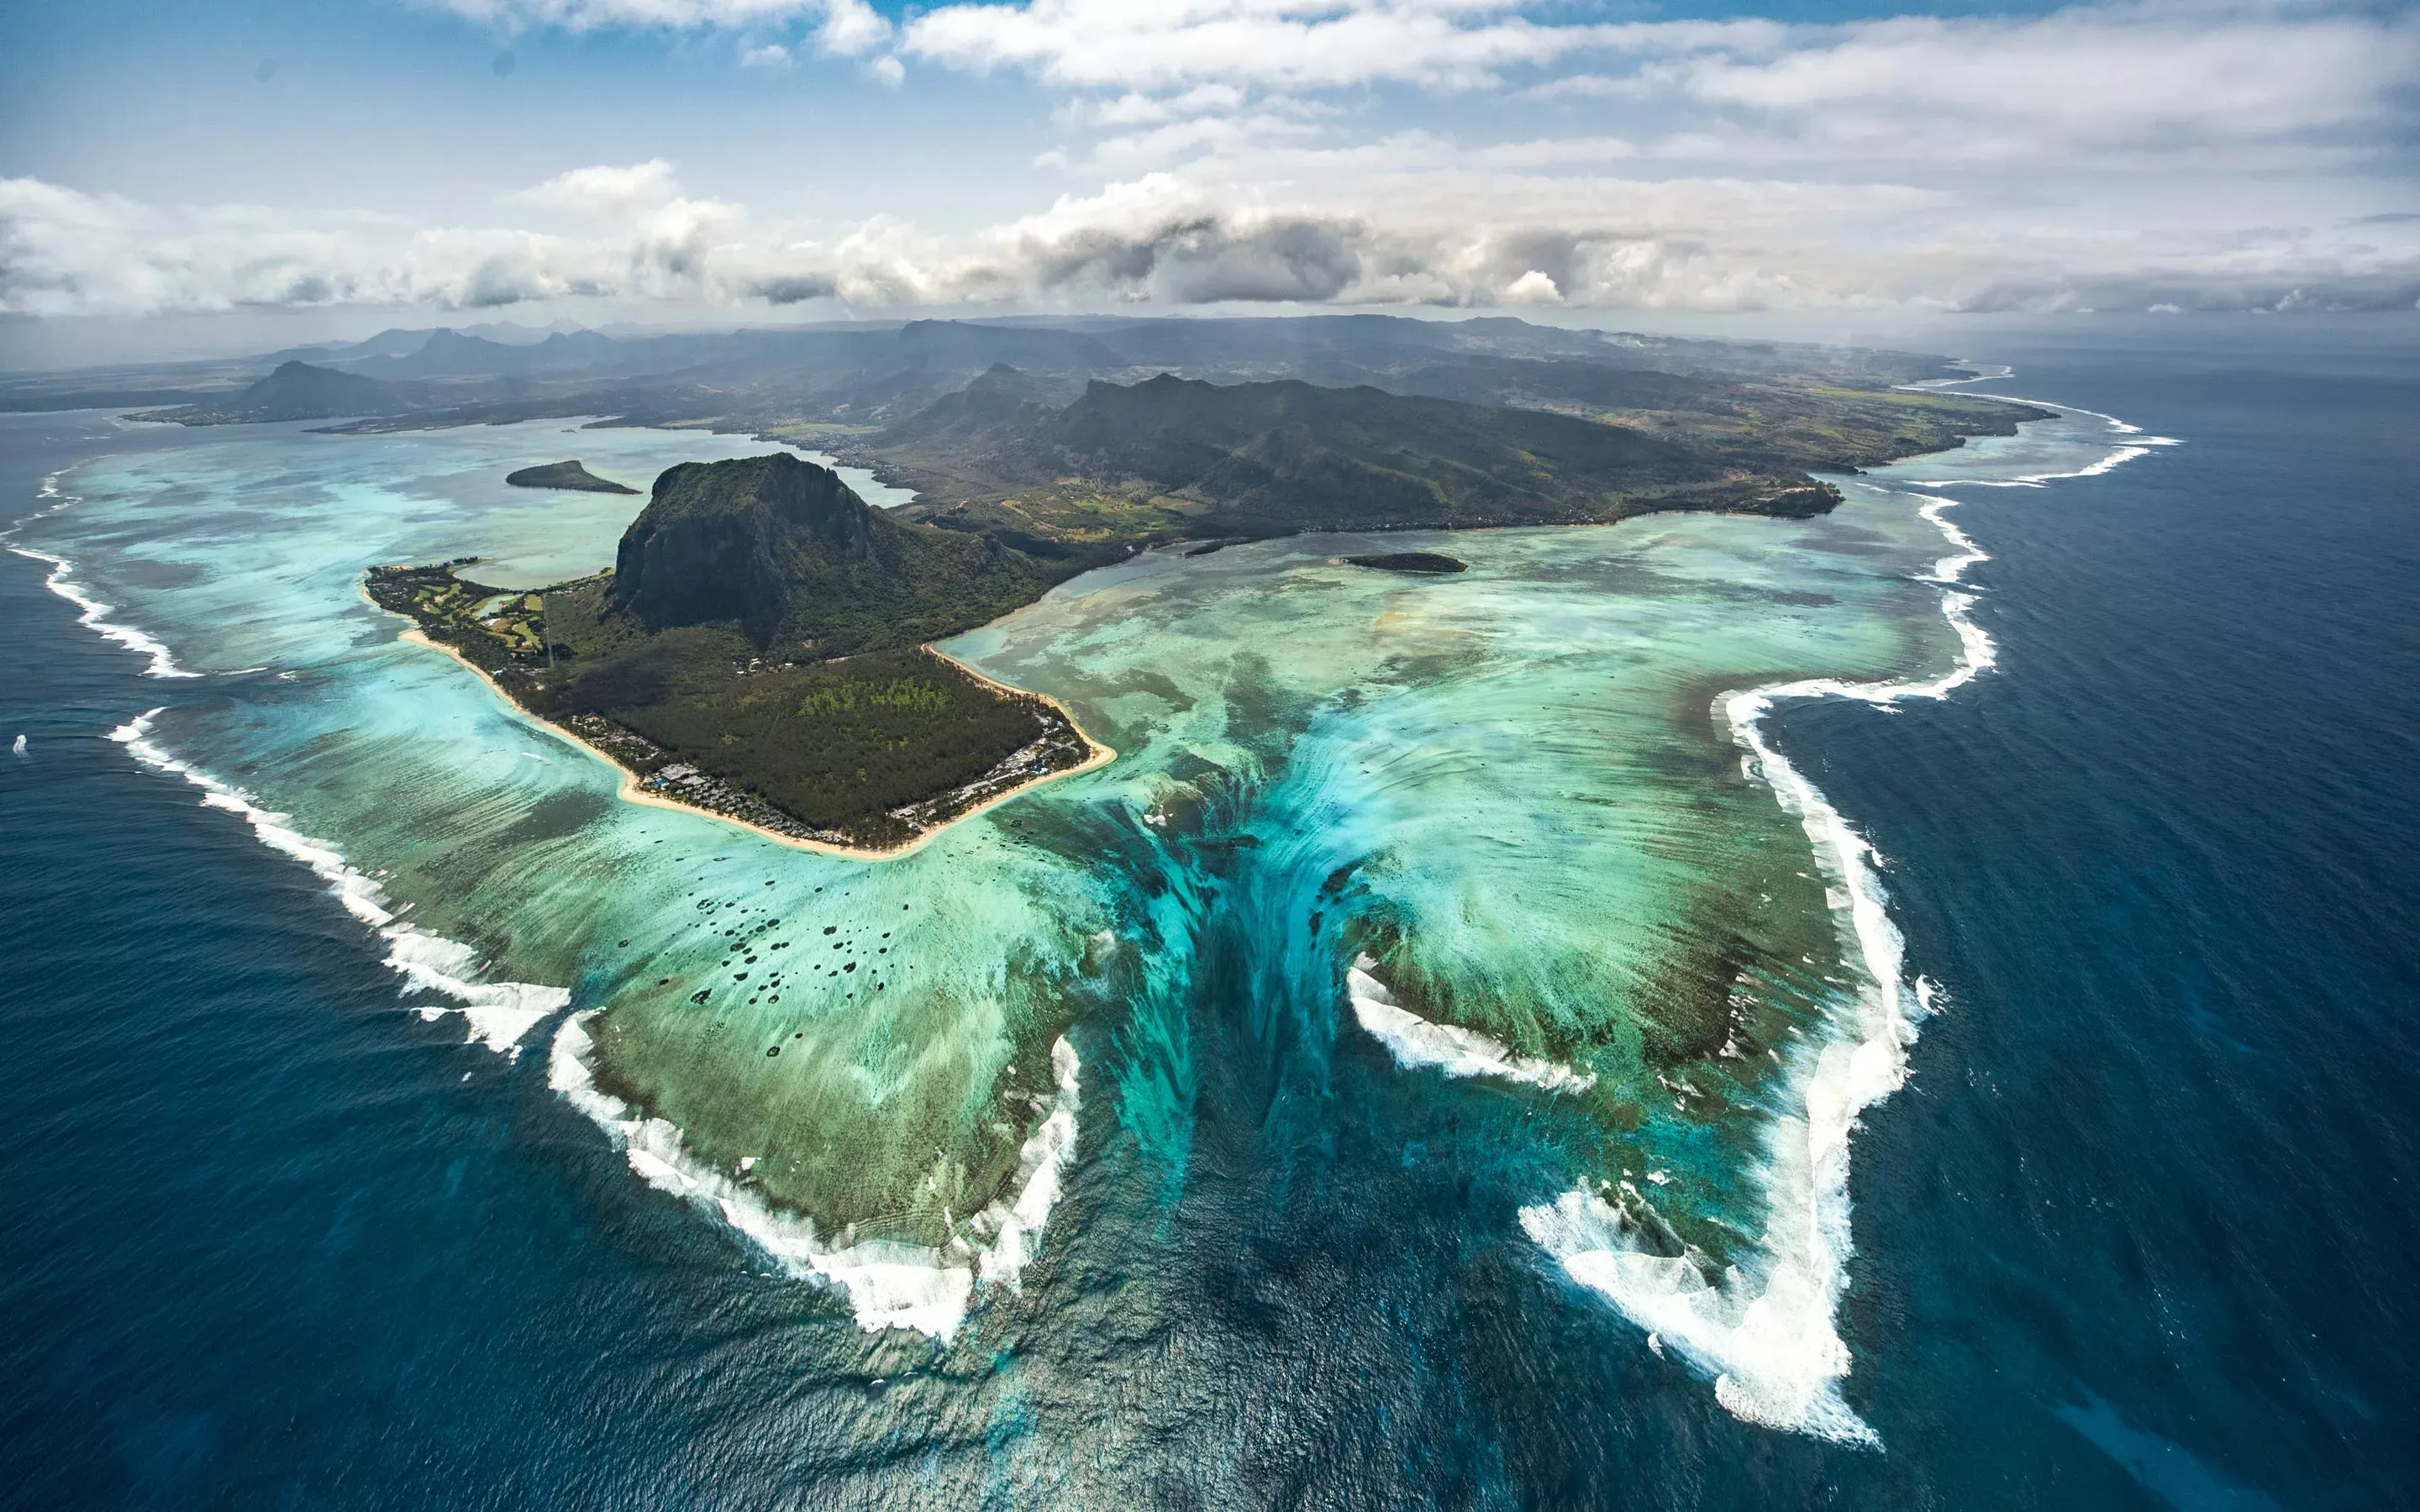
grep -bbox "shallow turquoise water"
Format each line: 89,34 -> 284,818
13,402 -> 2137,1443
15,328 -> 2419,1509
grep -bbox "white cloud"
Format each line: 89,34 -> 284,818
9,3 -> 2419,324
1065,113 -> 1325,176
1501,269 -> 1561,303
1467,136 -> 1638,168
1076,85 -> 1254,129
429,0 -> 823,28
813,0 -> 891,56
1647,3 -> 2420,161
5,167 -> 2417,319
913,0 -> 2414,171
505,159 -> 682,216
739,41 -> 792,67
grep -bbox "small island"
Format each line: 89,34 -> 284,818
1347,552 -> 1467,575
504,459 -> 639,494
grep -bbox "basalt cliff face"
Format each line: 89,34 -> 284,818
610,454 -> 863,640
608,453 -> 1078,658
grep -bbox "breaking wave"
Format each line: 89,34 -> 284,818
1348,956 -> 1596,1093
1522,402 -> 2175,1445
1902,383 -> 2184,488
550,1016 -> 1082,1341
108,710 -> 568,1054
10,546 -> 201,680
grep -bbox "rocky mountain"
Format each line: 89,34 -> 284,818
137,361 -> 416,424
604,452 -> 1081,656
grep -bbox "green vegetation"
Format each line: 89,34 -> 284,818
503,459 -> 638,494
529,633 -> 1089,849
365,559 -> 566,664
605,452 -> 1098,659
366,354 -> 2044,851
1591,379 -> 2044,474
871,370 -> 1843,549
366,453 -> 1102,850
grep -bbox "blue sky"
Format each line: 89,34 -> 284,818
2,0 -> 2415,355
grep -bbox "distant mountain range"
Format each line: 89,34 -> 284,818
34,312 -> 1995,441
334,314 -> 2049,847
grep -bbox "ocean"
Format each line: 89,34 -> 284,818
1,319 -> 2412,1509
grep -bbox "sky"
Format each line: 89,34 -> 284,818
2,0 -> 2416,362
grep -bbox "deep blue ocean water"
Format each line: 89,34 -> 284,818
3,321 -> 2414,1509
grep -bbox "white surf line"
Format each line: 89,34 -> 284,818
108,710 -> 569,1054
8,545 -> 202,680
5,467 -> 209,679
1522,398 -> 2161,1446
1894,376 -> 2183,488
551,1016 -> 1083,1340
1348,957 -> 1597,1093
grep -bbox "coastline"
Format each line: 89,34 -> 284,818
1518,397 -> 2173,1446
394,627 -> 1116,863
23,398 -> 2175,1380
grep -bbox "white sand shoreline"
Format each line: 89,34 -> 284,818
394,627 -> 1114,862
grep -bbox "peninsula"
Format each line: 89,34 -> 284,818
368,454 -> 1109,854
360,349 -> 2046,853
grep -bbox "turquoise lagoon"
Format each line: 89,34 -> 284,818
13,404 -> 2146,1441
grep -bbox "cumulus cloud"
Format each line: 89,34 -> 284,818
813,0 -> 890,56
506,158 -> 683,216
1639,3 -> 2420,165
16,155 -> 2412,322
9,2 -> 2417,322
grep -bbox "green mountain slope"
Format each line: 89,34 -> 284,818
599,452 -> 1086,657
871,369 -> 1837,545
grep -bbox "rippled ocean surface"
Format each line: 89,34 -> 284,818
3,322 -> 2413,1509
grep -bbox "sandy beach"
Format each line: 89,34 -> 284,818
396,627 -> 1114,862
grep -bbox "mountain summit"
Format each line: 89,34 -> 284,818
607,452 -> 1068,654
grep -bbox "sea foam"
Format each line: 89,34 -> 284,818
1519,406 -> 2168,1444
1899,389 -> 2183,489
10,547 -> 201,680
550,1015 -> 1082,1340
1348,957 -> 1595,1092
109,710 -> 567,1053
1517,498 -> 1992,1445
